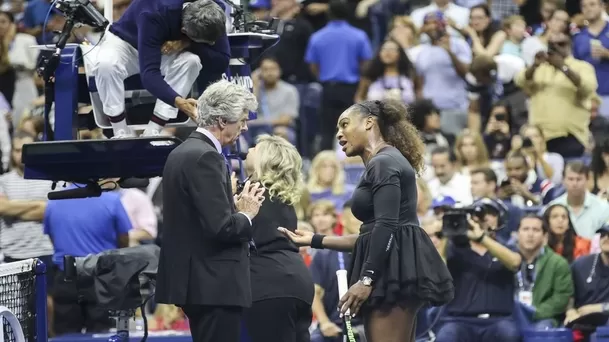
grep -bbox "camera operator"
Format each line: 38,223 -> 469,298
434,198 -> 521,342
498,149 -> 557,208
44,180 -> 132,335
470,167 -> 523,243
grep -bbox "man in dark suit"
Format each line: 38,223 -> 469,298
156,79 -> 264,342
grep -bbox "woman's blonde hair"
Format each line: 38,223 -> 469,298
390,16 -> 419,45
519,123 -> 547,152
502,15 -> 526,31
307,150 -> 346,195
252,134 -> 304,205
454,129 -> 490,167
306,200 -> 337,221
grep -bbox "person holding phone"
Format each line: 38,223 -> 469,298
466,53 -> 525,132
414,11 -> 472,137
517,123 -> 565,185
483,102 -> 512,159
497,150 -> 557,208
515,32 -> 597,159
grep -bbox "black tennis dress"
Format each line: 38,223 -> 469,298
348,146 -> 454,312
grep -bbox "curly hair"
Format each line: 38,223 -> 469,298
252,134 -> 304,205
362,38 -> 415,81
353,99 -> 426,176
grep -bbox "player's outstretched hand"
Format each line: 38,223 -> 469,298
277,227 -> 313,247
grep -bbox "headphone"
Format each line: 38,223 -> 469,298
474,197 -> 509,231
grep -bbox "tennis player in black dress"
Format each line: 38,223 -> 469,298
280,99 -> 454,342
242,134 -> 314,342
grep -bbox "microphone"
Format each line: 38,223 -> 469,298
118,177 -> 150,189
48,185 -> 102,200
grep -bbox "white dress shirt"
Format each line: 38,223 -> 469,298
427,172 -> 474,205
196,127 -> 252,225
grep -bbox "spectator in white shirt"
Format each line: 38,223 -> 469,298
428,146 -> 474,204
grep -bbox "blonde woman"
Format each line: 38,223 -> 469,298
242,135 -> 314,342
388,16 -> 421,62
454,129 -> 490,176
307,150 -> 354,212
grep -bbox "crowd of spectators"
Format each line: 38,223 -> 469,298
2,0 -> 609,340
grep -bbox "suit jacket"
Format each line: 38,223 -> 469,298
155,131 -> 252,307
530,248 -> 573,322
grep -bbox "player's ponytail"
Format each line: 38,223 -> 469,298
358,99 -> 426,176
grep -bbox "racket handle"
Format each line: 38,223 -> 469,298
336,270 -> 349,297
336,270 -> 350,316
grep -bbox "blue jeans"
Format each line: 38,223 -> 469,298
435,316 -> 521,342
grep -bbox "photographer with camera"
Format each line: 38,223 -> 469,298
498,149 -> 557,208
434,198 -> 521,342
470,167 -> 523,243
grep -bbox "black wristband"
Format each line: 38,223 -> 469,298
361,269 -> 377,282
311,234 -> 326,249
474,232 -> 486,243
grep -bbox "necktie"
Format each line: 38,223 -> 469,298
223,153 -> 256,252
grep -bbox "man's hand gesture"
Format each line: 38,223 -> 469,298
174,97 -> 198,120
235,181 -> 265,219
162,40 -> 190,55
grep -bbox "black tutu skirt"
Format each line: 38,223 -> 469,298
348,224 -> 454,311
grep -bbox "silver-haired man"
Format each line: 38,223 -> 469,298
94,0 -> 231,138
156,80 -> 265,342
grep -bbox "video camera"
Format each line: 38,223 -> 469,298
441,198 -> 507,239
63,245 -> 159,311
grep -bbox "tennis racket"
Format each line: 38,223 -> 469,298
336,270 -> 357,342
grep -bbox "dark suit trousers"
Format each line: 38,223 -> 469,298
244,298 -> 312,342
182,305 -> 243,342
